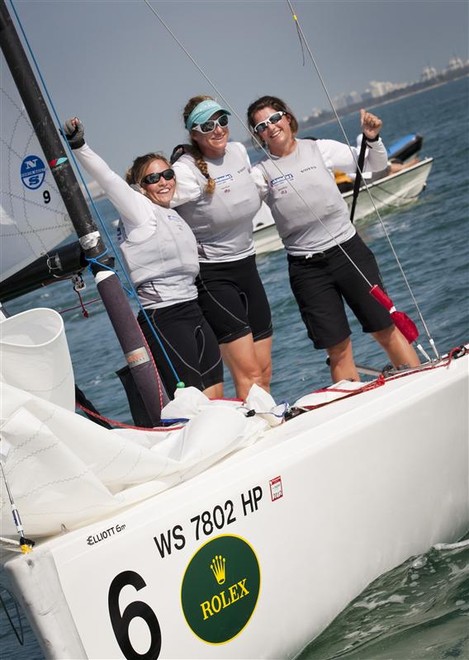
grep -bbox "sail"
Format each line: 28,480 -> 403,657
1,0 -> 168,424
0,51 -> 74,282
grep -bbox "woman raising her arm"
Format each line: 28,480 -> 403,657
63,117 -> 223,399
247,96 -> 420,382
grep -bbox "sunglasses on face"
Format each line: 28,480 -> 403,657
141,168 -> 175,186
253,111 -> 286,134
192,114 -> 229,134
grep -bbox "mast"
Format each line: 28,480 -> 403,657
0,0 -> 168,424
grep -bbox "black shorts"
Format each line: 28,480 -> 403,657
196,255 -> 273,344
138,300 -> 223,397
287,233 -> 393,350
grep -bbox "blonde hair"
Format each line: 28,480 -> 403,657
182,95 -> 216,195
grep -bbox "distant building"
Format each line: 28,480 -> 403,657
344,91 -> 362,106
446,56 -> 465,71
279,54 -> 468,136
361,89 -> 374,103
330,93 -> 348,110
421,66 -> 438,81
368,80 -> 409,97
331,89 -> 368,109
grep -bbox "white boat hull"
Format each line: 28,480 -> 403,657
254,157 -> 434,256
342,156 -> 434,221
5,351 -> 468,659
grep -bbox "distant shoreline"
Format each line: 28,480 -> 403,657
299,71 -> 469,132
243,71 -> 468,144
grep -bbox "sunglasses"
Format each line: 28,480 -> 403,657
141,168 -> 175,186
253,111 -> 286,134
192,114 -> 229,134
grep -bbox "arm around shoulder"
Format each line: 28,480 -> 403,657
171,161 -> 204,206
251,163 -> 269,199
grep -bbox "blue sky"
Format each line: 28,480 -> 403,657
7,0 -> 468,176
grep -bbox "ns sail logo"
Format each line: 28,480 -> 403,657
181,535 -> 261,644
21,155 -> 46,190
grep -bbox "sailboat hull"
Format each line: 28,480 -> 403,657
5,351 -> 468,659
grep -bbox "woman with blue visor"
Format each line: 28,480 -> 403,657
171,96 -> 272,402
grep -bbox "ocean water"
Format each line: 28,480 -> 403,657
296,536 -> 469,660
1,77 -> 468,659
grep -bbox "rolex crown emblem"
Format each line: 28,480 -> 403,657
210,555 -> 226,585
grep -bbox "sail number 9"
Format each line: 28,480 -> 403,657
43,190 -> 51,204
108,570 -> 162,660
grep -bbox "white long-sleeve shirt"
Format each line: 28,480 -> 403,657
172,142 -> 262,262
74,144 -> 199,308
252,137 -> 388,255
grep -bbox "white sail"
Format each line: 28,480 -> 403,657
0,52 -> 74,282
0,308 -> 267,538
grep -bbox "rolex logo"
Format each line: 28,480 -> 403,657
210,555 -> 226,585
182,535 -> 260,642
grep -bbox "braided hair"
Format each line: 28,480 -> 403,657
182,95 -> 217,195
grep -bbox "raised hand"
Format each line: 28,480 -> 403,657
360,109 -> 382,140
62,117 -> 85,149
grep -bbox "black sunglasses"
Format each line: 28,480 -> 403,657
141,168 -> 175,186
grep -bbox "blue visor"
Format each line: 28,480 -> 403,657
185,100 -> 231,130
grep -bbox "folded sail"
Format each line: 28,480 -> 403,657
0,53 -> 74,282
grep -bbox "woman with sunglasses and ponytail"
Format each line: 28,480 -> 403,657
63,117 -> 223,400
246,96 -> 420,383
171,95 -> 273,402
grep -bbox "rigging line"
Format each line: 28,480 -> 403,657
142,0 -> 378,288
0,587 -> 24,645
286,0 -> 389,211
287,0 -> 437,355
8,0 -> 184,382
287,2 -> 352,147
8,0 -> 132,278
287,0 -> 383,212
292,9 -> 306,66
287,0 -> 384,206
0,452 -> 34,553
143,0 -> 435,338
7,2 -> 118,262
142,0 -> 247,132
144,2 -> 429,355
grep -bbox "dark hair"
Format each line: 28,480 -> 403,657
182,94 -> 216,194
125,152 -> 170,187
246,95 -> 298,148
